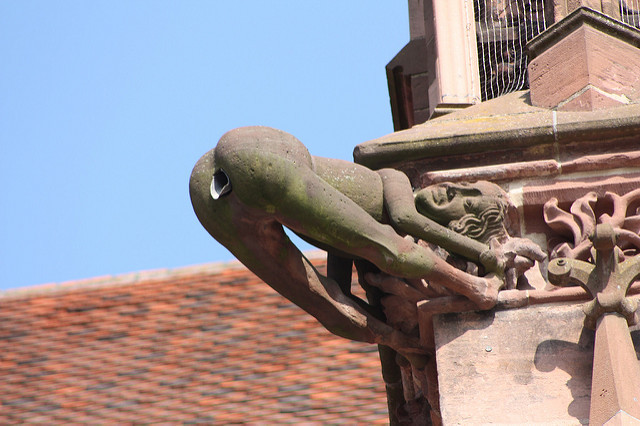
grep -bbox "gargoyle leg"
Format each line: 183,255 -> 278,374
235,214 -> 425,355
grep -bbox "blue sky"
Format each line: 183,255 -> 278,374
0,2 -> 408,290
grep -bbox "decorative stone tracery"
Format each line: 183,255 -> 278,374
545,189 -> 640,261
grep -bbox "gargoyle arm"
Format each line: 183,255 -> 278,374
377,168 -> 499,272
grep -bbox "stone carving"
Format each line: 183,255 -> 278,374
189,126 -> 544,359
548,223 -> 640,328
544,189 -> 640,262
367,181 -> 540,328
545,192 -> 640,422
544,189 -> 640,326
363,179 -> 547,424
415,181 -> 544,288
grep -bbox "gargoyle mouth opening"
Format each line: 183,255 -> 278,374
210,169 -> 232,200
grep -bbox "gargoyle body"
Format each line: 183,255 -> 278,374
189,126 -> 543,356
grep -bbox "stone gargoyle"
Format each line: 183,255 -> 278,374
189,126 -> 545,358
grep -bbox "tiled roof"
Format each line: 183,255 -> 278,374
0,257 -> 388,423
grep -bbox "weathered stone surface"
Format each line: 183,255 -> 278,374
353,90 -> 640,175
434,303 -> 638,424
557,86 -> 629,111
590,314 -> 640,425
435,298 -> 640,423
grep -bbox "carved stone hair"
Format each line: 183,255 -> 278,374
447,185 -> 519,244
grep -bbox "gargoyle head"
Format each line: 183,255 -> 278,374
415,181 -> 517,243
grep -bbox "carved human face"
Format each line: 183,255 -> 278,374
414,182 -> 503,226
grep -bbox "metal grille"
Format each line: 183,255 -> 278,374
621,0 -> 640,27
474,0 -> 551,101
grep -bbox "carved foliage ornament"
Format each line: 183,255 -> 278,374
544,189 -> 640,262
545,189 -> 640,328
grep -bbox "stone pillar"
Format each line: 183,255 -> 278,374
528,7 -> 640,111
590,314 -> 640,424
428,0 -> 481,117
386,0 -> 481,130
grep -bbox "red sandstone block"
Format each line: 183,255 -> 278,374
528,9 -> 640,111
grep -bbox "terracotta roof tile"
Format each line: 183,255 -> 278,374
0,258 -> 388,423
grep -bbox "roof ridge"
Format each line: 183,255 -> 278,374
0,250 -> 326,300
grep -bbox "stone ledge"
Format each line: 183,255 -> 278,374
354,91 -> 640,170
